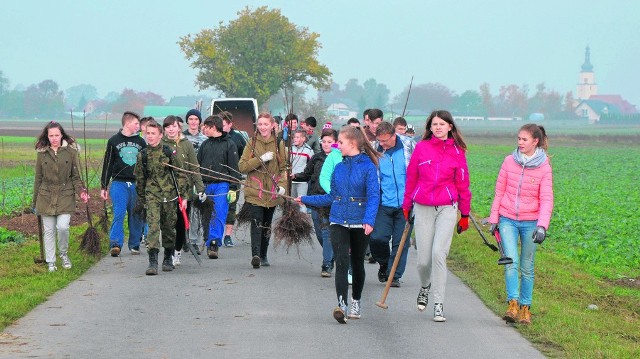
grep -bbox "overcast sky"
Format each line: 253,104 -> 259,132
1,0 -> 638,106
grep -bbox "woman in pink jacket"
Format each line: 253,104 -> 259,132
402,110 -> 471,322
489,124 -> 553,325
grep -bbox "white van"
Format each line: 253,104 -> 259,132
209,98 -> 258,135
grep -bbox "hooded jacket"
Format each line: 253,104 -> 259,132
402,136 -> 471,216
302,153 -> 380,227
238,133 -> 288,207
375,134 -> 416,208
489,150 -> 554,229
33,141 -> 85,216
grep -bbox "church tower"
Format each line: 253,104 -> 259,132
576,46 -> 597,100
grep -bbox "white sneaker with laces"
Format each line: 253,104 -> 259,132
60,253 -> 72,269
48,263 -> 57,272
173,250 -> 182,266
348,299 -> 361,319
433,303 -> 446,322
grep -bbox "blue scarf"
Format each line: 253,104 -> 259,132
512,147 -> 547,168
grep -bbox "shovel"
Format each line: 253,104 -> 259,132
34,215 -> 46,264
493,230 -> 514,265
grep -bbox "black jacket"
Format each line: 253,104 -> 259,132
197,133 -> 241,190
228,129 -> 247,157
293,151 -> 328,196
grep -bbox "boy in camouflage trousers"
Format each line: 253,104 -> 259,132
134,120 -> 189,275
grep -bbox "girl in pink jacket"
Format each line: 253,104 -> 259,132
489,124 -> 554,325
402,110 -> 472,322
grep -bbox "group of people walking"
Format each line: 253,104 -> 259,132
32,107 -> 553,326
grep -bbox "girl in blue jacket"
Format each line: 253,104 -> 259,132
297,126 -> 381,324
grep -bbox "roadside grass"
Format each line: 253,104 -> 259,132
0,223 -> 108,331
449,230 -> 639,358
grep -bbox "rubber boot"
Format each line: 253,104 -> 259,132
162,247 -> 174,272
146,248 -> 159,275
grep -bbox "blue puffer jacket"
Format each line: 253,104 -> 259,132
302,153 -> 380,227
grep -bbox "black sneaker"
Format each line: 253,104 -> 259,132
417,284 -> 431,311
207,243 -> 219,259
223,235 -> 235,247
378,265 -> 388,283
260,257 -> 270,267
251,255 -> 261,268
110,245 -> 121,257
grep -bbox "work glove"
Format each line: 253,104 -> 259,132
532,226 -> 546,244
456,215 -> 469,234
403,209 -> 410,221
227,190 -> 237,203
197,192 -> 207,203
260,151 -> 274,162
277,186 -> 286,196
489,224 -> 499,236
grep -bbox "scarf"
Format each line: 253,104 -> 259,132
512,147 -> 547,168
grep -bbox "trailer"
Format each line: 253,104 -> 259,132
209,98 -> 258,135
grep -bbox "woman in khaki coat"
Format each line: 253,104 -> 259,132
33,121 -> 89,272
238,113 -> 287,268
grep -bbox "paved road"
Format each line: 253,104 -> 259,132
0,222 -> 544,359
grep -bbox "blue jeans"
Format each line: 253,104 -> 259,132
310,208 -> 333,268
109,181 -> 143,250
369,206 -> 411,279
499,216 -> 538,306
205,182 -> 229,247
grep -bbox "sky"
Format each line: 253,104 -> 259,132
1,0 -> 639,107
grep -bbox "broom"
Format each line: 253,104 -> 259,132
78,110 -> 101,256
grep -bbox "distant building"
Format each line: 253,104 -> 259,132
574,46 -> 637,123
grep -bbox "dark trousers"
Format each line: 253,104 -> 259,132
369,206 -> 412,279
175,204 -> 187,251
248,203 -> 276,258
330,224 -> 369,302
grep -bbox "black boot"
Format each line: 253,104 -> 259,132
162,248 -> 174,272
146,248 -> 159,275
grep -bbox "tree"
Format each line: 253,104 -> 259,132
495,84 -> 528,117
24,80 -> 64,118
110,88 -> 166,115
452,90 -> 484,115
392,82 -> 454,114
65,84 -> 98,110
0,70 -> 9,95
479,82 -> 494,116
178,6 -> 331,105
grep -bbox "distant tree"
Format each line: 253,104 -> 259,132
563,91 -> 577,117
0,70 -> 9,95
452,90 -> 484,115
24,80 -> 64,118
392,82 -> 454,114
479,83 -> 494,116
65,84 -> 98,111
362,78 -> 390,110
495,84 -> 528,117
0,90 -> 25,117
178,6 -> 331,104
110,88 -> 166,114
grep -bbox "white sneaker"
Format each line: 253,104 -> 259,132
433,303 -> 446,322
348,299 -> 361,319
173,250 -> 181,266
348,273 -> 352,285
60,253 -> 72,269
48,263 -> 57,272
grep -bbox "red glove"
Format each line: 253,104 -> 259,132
403,209 -> 410,221
456,216 -> 469,234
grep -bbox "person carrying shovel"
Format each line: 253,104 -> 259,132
33,121 -> 89,272
489,124 -> 554,325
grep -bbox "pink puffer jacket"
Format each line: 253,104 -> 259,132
402,136 -> 471,215
489,155 -> 554,229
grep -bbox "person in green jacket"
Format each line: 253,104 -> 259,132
162,115 -> 205,266
33,121 -> 89,272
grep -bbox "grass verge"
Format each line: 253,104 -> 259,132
450,225 -> 640,358
0,223 -> 107,331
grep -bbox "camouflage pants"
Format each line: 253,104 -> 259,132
147,200 -> 177,250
